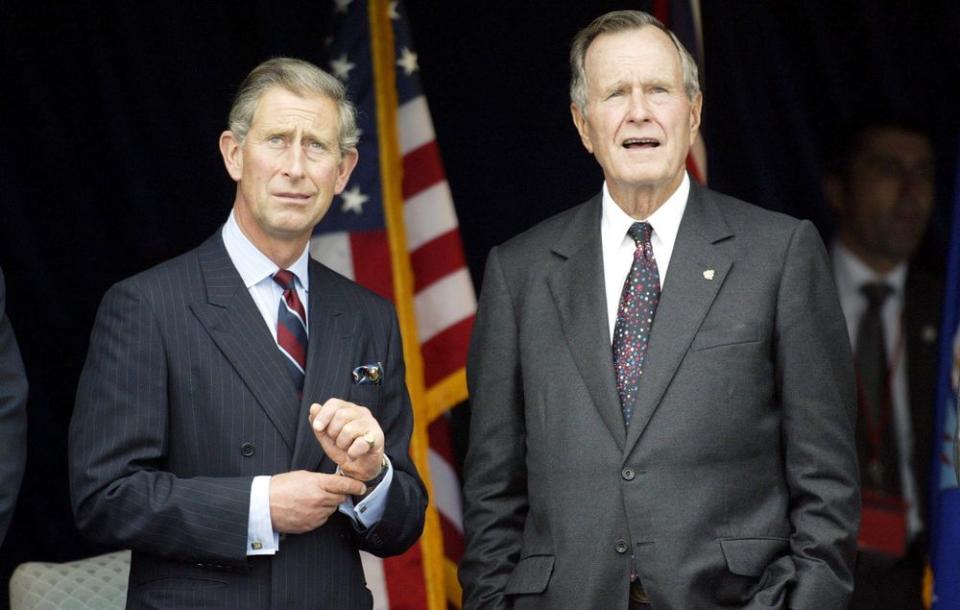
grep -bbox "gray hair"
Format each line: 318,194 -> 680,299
570,10 -> 701,113
228,57 -> 359,155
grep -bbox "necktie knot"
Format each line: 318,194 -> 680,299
861,282 -> 892,310
627,222 -> 653,248
273,269 -> 297,291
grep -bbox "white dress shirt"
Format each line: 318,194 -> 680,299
221,210 -> 393,555
601,173 -> 690,341
832,243 -> 921,538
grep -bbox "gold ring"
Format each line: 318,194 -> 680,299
363,434 -> 376,449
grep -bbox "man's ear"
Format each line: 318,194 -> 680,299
570,102 -> 594,154
334,149 -> 360,194
219,131 -> 243,182
689,92 -> 703,137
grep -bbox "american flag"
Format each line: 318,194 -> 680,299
927,147 -> 960,609
311,1 -> 472,608
652,0 -> 707,183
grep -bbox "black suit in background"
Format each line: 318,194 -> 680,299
69,235 -> 426,609
849,265 -> 942,610
0,266 -> 27,547
903,267 -> 942,520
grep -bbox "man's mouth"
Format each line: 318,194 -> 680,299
273,192 -> 312,200
622,138 -> 660,149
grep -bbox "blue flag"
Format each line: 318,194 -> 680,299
930,147 -> 960,608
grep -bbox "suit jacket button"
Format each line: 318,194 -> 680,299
621,467 -> 635,481
615,539 -> 629,554
240,442 -> 255,457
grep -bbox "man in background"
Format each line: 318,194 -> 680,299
823,118 -> 942,609
0,265 -> 27,547
69,58 -> 426,608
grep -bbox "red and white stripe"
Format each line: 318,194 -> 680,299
311,92 -> 473,609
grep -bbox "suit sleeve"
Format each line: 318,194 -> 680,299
0,267 -> 27,547
350,305 -> 428,557
460,247 -> 528,610
69,280 -> 252,566
776,221 -> 860,608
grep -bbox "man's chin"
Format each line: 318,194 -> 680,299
269,210 -> 329,234
609,168 -> 683,192
261,219 -> 321,245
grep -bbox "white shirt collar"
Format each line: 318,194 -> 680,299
221,209 -> 311,291
832,241 -> 907,298
600,172 -> 689,264
600,173 -> 689,341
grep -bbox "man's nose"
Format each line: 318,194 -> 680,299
626,92 -> 653,122
282,145 -> 307,179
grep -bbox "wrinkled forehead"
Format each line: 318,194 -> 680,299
584,26 -> 683,84
250,86 -> 340,133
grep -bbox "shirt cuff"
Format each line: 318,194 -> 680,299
338,456 -> 394,529
247,475 -> 280,555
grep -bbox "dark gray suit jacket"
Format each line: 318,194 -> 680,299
69,234 -> 427,609
461,184 -> 860,609
0,266 -> 27,547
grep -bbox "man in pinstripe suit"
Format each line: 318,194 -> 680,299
69,58 -> 426,609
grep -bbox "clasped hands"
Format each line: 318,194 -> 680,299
270,398 -> 385,534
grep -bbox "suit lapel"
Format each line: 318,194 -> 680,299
189,234 -> 300,452
291,261 -> 359,470
624,184 -> 734,455
548,197 -> 626,449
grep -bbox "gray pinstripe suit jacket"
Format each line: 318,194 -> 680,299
69,233 -> 426,609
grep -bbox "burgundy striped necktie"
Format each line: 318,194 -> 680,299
272,269 -> 308,392
612,222 -> 661,427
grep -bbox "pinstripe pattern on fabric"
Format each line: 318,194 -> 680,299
69,233 -> 427,609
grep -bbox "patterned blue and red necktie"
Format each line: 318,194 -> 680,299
273,269 -> 308,392
613,222 -> 661,427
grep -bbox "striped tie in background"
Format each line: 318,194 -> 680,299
311,1 -> 473,608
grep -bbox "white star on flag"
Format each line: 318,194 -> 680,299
340,185 -> 368,214
334,0 -> 353,14
330,53 -> 356,81
388,1 -> 400,19
396,47 -> 418,75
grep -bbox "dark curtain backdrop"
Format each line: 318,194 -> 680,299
1,1 -> 957,602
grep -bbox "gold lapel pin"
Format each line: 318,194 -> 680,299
703,269 -> 715,280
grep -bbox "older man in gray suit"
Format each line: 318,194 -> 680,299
460,10 -> 860,610
69,58 -> 426,609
